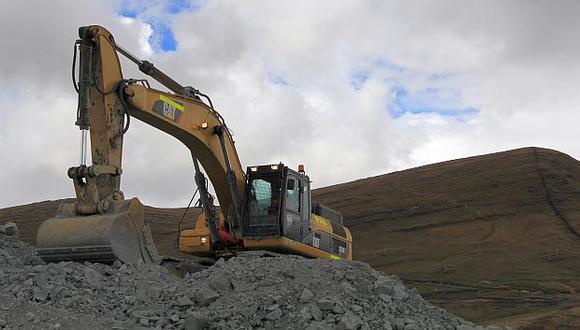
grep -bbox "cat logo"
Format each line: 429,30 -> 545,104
152,95 -> 184,122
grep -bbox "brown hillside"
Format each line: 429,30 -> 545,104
312,147 -> 580,329
2,147 -> 580,328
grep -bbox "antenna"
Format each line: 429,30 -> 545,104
279,126 -> 284,162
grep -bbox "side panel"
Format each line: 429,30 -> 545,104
311,214 -> 351,259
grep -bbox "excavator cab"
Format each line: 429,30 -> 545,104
243,164 -> 309,242
241,164 -> 352,260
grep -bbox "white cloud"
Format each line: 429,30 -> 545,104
1,0 -> 580,208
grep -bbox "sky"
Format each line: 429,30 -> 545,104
1,0 -> 579,208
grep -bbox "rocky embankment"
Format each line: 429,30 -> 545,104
0,223 -> 508,330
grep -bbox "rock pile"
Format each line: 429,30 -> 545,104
0,223 -> 508,329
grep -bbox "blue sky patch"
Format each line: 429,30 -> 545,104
119,0 -> 200,52
373,58 -> 407,73
349,58 -> 408,90
388,86 -> 479,118
150,23 -> 177,52
350,70 -> 370,90
268,71 -> 290,86
119,7 -> 137,18
167,0 -> 199,13
347,57 -> 474,119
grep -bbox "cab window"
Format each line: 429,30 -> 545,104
286,178 -> 300,212
248,176 -> 280,218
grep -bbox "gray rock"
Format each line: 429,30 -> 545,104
333,303 -> 344,314
214,258 -> 226,266
174,296 -> 194,307
194,287 -> 219,307
264,308 -> 283,321
208,278 -> 231,293
281,268 -> 295,279
32,287 -> 49,302
404,321 -> 421,330
339,311 -> 362,330
317,298 -> 335,310
148,286 -> 161,300
310,305 -> 323,322
341,281 -> 357,292
373,277 -> 394,294
393,318 -> 405,330
25,312 -> 35,321
382,321 -> 393,330
393,285 -> 409,301
83,267 -> 102,289
1,222 -> 19,236
184,312 -> 210,330
300,287 -> 314,303
299,306 -> 312,320
272,294 -> 283,304
118,264 -> 128,273
266,304 -> 280,311
305,321 -> 327,330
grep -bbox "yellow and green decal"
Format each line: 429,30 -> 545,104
152,95 -> 184,122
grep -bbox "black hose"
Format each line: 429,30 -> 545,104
109,80 -> 131,143
75,93 -> 81,127
72,41 -> 80,93
196,91 -> 214,109
176,187 -> 199,244
116,80 -> 131,135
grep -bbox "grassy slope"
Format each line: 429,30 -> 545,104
312,147 -> 580,329
2,147 -> 579,328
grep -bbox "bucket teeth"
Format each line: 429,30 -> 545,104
37,245 -> 116,263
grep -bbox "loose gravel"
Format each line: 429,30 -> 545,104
0,223 -> 511,330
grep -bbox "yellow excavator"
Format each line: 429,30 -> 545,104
36,25 -> 352,265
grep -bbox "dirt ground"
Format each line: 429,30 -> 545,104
2,147 -> 579,329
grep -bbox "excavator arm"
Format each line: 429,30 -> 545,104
36,25 -> 246,265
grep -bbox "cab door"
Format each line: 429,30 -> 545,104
283,173 -> 306,242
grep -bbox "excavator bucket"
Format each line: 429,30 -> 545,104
36,198 -> 159,266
